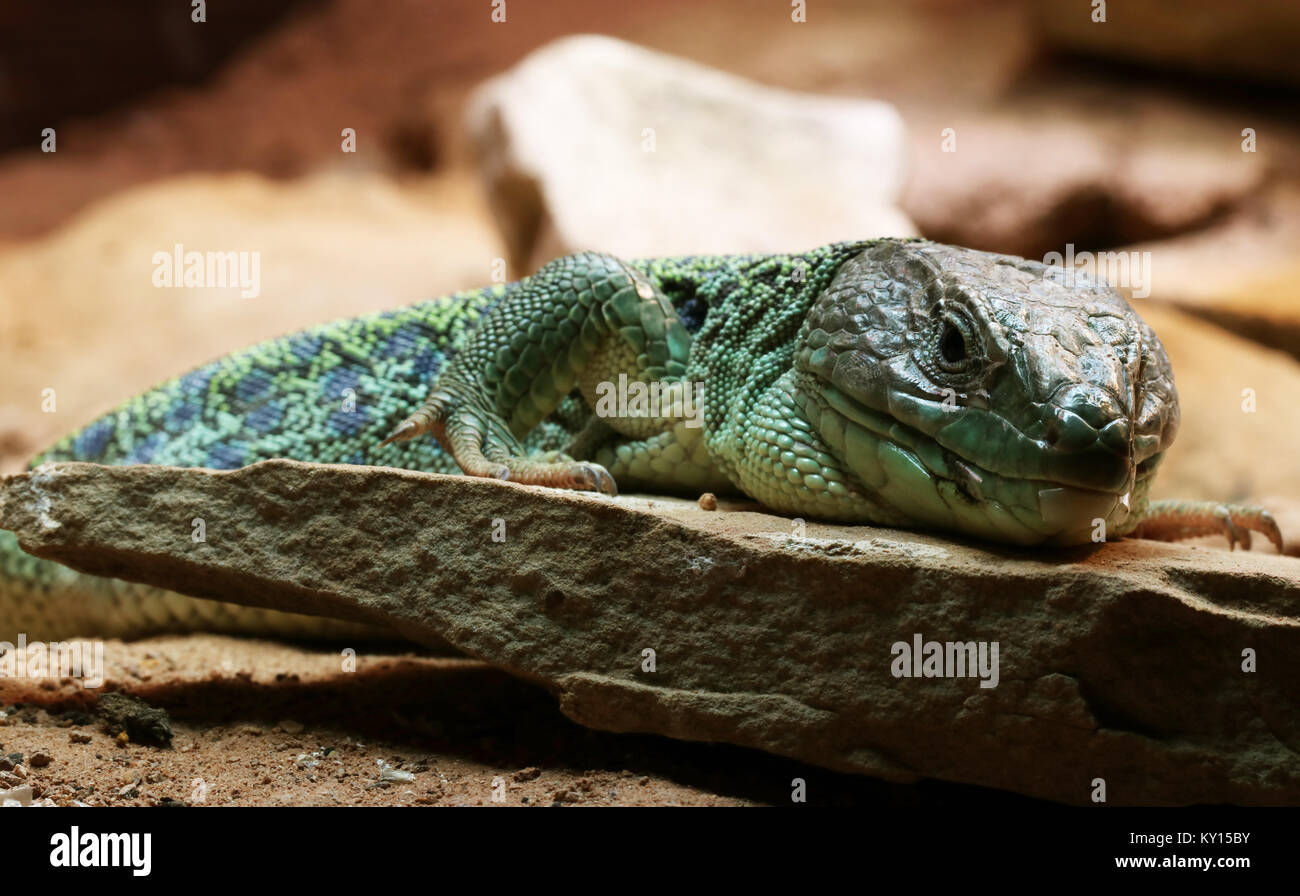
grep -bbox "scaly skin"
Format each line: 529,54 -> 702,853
1,239 -> 1282,641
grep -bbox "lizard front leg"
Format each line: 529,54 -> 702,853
381,252 -> 695,495
1130,500 -> 1284,552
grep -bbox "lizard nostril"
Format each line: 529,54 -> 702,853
1041,406 -> 1100,453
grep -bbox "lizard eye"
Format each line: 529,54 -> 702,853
933,310 -> 979,375
918,305 -> 987,389
939,320 -> 967,366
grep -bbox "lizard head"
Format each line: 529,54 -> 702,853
795,239 -> 1179,545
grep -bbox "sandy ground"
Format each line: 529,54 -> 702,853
0,635 -> 1041,807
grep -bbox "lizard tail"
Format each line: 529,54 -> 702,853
0,530 -> 386,643
0,286 -> 544,643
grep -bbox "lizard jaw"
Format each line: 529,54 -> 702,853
804,388 -> 1143,545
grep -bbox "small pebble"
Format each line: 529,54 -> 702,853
97,693 -> 172,746
377,760 -> 414,783
29,752 -> 52,768
0,784 -> 32,807
698,492 -> 718,511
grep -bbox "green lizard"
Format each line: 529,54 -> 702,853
1,239 -> 1281,640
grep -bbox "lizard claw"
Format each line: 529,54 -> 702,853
377,420 -> 419,448
378,394 -> 452,449
571,462 -> 619,497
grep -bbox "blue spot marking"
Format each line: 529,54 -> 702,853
166,402 -> 199,429
412,349 -> 443,378
677,296 -> 707,333
205,442 -> 247,470
327,406 -> 368,437
323,366 -> 361,399
287,333 -> 325,362
74,418 -> 115,460
179,365 -> 217,399
245,400 -> 285,434
383,325 -> 422,359
124,432 -> 165,464
235,369 -> 274,406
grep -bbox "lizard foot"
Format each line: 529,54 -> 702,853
1131,500 -> 1283,552
496,457 -> 619,496
379,398 -> 618,495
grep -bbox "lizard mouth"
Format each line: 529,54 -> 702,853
911,434 -> 1132,543
802,386 -> 1142,545
934,443 -> 1134,539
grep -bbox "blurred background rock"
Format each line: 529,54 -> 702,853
1,0 -> 1297,519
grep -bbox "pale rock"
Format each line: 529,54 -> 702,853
467,35 -> 915,272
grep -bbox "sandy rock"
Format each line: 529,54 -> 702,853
466,35 -> 915,272
1118,186 -> 1300,361
1134,302 -> 1300,508
4,460 -> 1299,805
1032,0 -> 1300,87
902,108 -> 1268,259
902,115 -> 1112,259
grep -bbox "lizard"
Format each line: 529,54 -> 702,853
0,238 -> 1282,641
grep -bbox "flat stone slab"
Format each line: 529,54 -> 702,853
3,460 -> 1300,805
